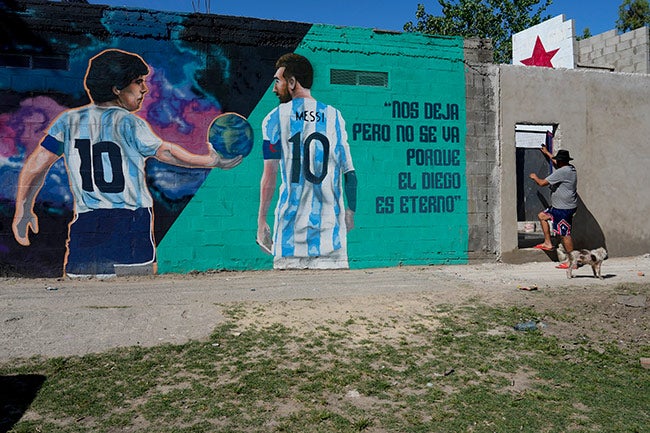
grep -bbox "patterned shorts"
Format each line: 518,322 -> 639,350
543,207 -> 577,237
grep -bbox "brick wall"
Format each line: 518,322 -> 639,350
463,39 -> 499,261
578,27 -> 650,73
4,2 -> 648,276
1,1 -> 491,276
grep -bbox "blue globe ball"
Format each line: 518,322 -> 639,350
208,113 -> 254,159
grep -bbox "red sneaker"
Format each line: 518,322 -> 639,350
555,262 -> 569,269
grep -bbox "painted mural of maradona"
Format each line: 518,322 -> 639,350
13,49 -> 242,277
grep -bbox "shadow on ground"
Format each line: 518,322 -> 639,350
0,374 -> 46,433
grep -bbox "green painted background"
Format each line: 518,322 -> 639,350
157,25 -> 467,273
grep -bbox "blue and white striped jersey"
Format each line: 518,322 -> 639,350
42,105 -> 162,213
262,97 -> 355,258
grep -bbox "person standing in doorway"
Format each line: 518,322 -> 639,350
257,53 -> 357,269
529,147 -> 578,269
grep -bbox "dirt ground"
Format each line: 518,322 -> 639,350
1,255 -> 649,360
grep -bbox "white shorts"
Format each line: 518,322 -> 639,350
273,247 -> 348,270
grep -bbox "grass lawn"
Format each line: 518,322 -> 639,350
1,283 -> 649,432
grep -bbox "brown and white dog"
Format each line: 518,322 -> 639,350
566,247 -> 608,279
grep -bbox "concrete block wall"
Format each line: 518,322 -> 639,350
9,1 -> 647,277
1,0 -> 487,277
578,27 -> 650,73
463,39 -> 499,261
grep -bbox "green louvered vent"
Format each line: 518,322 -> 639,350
330,69 -> 388,87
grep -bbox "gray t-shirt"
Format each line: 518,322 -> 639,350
546,164 -> 577,209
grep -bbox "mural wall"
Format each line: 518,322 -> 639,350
0,2 -> 467,277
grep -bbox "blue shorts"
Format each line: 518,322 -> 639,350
66,207 -> 155,276
543,207 -> 576,237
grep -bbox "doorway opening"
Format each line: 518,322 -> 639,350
515,123 -> 556,248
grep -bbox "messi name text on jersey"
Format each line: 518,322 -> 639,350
294,110 -> 325,122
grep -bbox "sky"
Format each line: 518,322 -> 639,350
85,0 -> 622,37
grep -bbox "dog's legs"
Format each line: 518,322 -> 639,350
595,262 -> 603,279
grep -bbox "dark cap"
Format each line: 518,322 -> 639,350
554,149 -> 573,162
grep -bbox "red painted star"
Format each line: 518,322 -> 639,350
520,36 -> 559,68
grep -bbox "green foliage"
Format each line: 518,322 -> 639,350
404,0 -> 553,63
577,27 -> 593,40
616,0 -> 650,33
